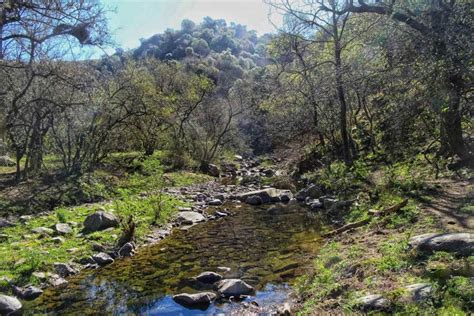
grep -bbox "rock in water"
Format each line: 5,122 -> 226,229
216,279 -> 254,297
0,294 -> 22,315
92,252 -> 114,266
13,285 -> 43,300
355,294 -> 390,311
173,292 -> 216,307
194,271 -> 223,284
408,233 -> 473,256
83,211 -> 119,232
246,195 -> 263,205
55,223 -> 72,235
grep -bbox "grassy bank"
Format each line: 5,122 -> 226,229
295,158 -> 473,315
0,152 -> 212,289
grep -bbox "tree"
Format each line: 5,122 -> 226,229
333,0 -> 472,160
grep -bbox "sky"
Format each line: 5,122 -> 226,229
102,0 -> 284,51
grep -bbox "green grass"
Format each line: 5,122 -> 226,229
0,151 -> 210,288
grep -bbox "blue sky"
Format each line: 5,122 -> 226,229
102,0 -> 283,50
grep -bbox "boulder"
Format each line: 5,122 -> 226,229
13,285 -> 43,300
194,271 -> 223,284
355,294 -> 390,311
118,242 -> 136,257
408,233 -> 474,256
176,211 -> 205,225
92,252 -> 114,266
0,294 -> 22,315
54,263 -> 77,277
216,279 -> 254,297
208,164 -> 220,177
173,292 -> 216,307
83,211 -> 119,232
246,195 -> 263,205
296,185 -> 324,201
54,223 -> 72,235
0,155 -> 15,167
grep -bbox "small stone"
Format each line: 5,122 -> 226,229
55,223 -> 72,235
54,263 -> 77,277
48,275 -> 68,288
0,234 -> 8,242
92,252 -> 114,266
31,227 -> 54,236
51,236 -> 65,244
217,266 -> 231,272
208,199 -> 223,206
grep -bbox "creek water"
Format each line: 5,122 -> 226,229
26,201 -> 323,315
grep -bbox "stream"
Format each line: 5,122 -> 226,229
26,201 -> 323,315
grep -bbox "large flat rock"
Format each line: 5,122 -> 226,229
408,232 -> 473,256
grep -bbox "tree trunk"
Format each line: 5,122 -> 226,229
439,74 -> 467,159
334,43 -> 351,164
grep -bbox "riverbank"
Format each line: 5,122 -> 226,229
296,173 -> 473,315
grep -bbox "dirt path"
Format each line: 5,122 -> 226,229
419,178 -> 473,231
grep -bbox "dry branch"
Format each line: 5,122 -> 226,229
322,199 -> 409,237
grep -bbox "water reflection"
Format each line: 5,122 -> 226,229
27,202 -> 322,314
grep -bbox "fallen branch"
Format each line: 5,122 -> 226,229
322,199 -> 409,237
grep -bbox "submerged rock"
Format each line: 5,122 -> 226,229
408,233 -> 474,256
0,294 -> 22,315
246,195 -> 263,205
194,271 -> 223,284
216,279 -> 254,297
173,292 -> 216,307
355,294 -> 390,311
83,211 -> 119,232
235,188 -> 288,204
13,285 -> 43,300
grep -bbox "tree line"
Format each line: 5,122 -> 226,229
0,0 -> 472,182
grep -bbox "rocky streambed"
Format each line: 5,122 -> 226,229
23,200 -> 323,314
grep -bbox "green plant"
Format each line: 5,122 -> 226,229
55,209 -> 68,223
